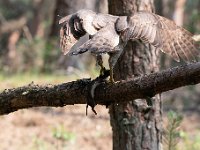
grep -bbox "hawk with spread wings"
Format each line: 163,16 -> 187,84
59,10 -> 199,83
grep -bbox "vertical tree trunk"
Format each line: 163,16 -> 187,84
108,0 -> 162,150
29,0 -> 45,37
173,0 -> 186,26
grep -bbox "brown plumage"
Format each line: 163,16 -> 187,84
116,12 -> 199,62
59,10 -> 199,83
72,22 -> 124,83
59,9 -> 118,55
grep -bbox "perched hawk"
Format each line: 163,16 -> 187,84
59,9 -> 118,54
59,10 -> 199,83
59,9 -> 118,76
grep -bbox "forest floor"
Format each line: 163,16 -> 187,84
0,74 -> 200,150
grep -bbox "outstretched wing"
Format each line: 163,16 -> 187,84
122,11 -> 199,62
59,10 -> 118,55
71,23 -> 120,55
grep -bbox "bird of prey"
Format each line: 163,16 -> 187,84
59,9 -> 118,74
59,10 -> 199,83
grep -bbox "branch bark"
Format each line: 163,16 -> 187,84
0,62 -> 200,115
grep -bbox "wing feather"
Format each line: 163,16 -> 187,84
71,24 -> 120,55
60,22 -> 78,55
124,11 -> 199,62
59,10 -> 119,55
92,14 -> 118,29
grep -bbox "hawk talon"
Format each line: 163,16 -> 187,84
109,76 -> 115,84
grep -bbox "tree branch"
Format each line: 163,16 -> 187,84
0,62 -> 200,115
0,16 -> 27,35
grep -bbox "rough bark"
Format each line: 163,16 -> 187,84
0,62 -> 200,115
108,0 -> 162,149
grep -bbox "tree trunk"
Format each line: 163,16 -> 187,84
29,0 -> 45,37
173,0 -> 186,26
108,0 -> 162,149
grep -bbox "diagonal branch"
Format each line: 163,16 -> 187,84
0,62 -> 200,115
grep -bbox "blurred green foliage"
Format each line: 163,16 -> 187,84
164,111 -> 200,150
0,0 -> 32,19
0,0 -> 58,74
179,130 -> 200,150
164,111 -> 183,150
52,124 -> 76,142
